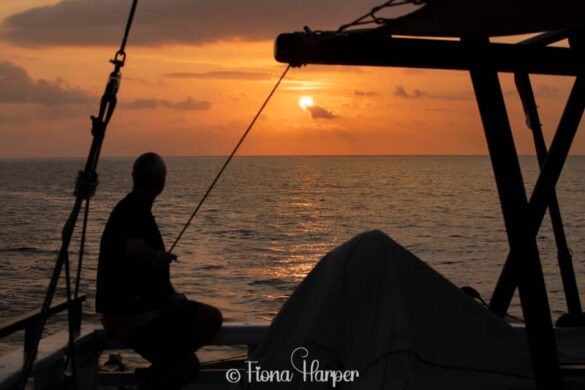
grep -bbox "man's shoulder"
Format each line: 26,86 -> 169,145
112,192 -> 146,215
103,194 -> 144,231
102,194 -> 146,241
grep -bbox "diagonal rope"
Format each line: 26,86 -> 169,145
169,65 -> 291,253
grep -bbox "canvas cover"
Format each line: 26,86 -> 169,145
247,230 -> 535,389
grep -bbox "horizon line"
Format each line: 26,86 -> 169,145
3,153 -> 585,160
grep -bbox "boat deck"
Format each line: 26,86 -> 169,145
4,322 -> 585,389
0,322 -> 268,389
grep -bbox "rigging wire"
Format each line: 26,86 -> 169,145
63,242 -> 79,386
74,200 -> 90,299
170,1 -> 423,251
17,1 -> 140,388
199,353 -> 249,367
169,65 -> 291,253
63,200 -> 90,372
337,0 -> 420,33
119,0 -> 139,54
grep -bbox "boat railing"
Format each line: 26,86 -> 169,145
0,295 -> 85,354
0,295 -> 86,389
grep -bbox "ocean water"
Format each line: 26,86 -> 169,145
1,156 -> 585,355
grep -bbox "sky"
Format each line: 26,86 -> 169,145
0,0 -> 583,157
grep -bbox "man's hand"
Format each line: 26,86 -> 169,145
155,252 -> 178,267
125,237 -> 178,266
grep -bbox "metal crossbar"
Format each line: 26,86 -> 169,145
467,38 -> 561,388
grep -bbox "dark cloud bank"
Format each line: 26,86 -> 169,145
0,61 -> 209,110
2,0 -> 392,47
0,61 -> 92,105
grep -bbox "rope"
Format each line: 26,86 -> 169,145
169,65 -> 291,253
337,0 -> 421,33
199,353 -> 248,367
74,200 -> 90,298
110,0 -> 139,70
63,248 -> 79,386
17,1 -> 139,388
462,286 -> 524,323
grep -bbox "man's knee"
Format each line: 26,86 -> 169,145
190,301 -> 222,332
208,305 -> 223,332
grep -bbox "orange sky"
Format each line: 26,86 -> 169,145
0,0 -> 583,157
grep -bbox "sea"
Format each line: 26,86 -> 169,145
1,156 -> 585,358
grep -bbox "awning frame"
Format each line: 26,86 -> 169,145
275,27 -> 585,389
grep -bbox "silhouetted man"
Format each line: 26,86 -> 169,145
96,152 -> 222,389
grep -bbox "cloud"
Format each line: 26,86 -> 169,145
165,71 -> 273,81
393,84 -> 424,99
535,83 -> 561,98
1,1 -> 412,47
172,97 -> 212,110
354,89 -> 379,97
0,61 -> 93,105
125,97 -> 211,111
0,105 -> 86,125
307,105 -> 338,120
431,91 -> 473,101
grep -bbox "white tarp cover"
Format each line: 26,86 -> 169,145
248,230 -> 535,389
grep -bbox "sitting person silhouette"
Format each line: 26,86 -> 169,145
96,152 -> 222,390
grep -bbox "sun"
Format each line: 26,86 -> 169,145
299,96 -> 314,110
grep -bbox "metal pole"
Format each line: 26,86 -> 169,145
514,72 -> 581,315
466,37 -> 562,389
489,73 -> 585,316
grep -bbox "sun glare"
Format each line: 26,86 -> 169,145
299,96 -> 314,110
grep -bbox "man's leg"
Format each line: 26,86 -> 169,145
129,302 -> 222,389
181,300 -> 223,351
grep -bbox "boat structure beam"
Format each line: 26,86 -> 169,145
274,29 -> 584,76
274,25 -> 585,390
490,76 -> 585,316
486,28 -> 585,318
466,37 -> 561,389
502,71 -> 582,317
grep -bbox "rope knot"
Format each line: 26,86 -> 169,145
74,170 -> 99,199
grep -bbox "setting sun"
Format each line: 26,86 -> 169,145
298,96 -> 314,110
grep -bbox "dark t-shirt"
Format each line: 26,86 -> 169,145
96,192 -> 173,315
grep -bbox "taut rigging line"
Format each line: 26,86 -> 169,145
169,65 -> 291,253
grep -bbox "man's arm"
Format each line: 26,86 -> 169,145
125,237 -> 177,267
125,237 -> 183,302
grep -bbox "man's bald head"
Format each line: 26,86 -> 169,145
132,152 -> 167,194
